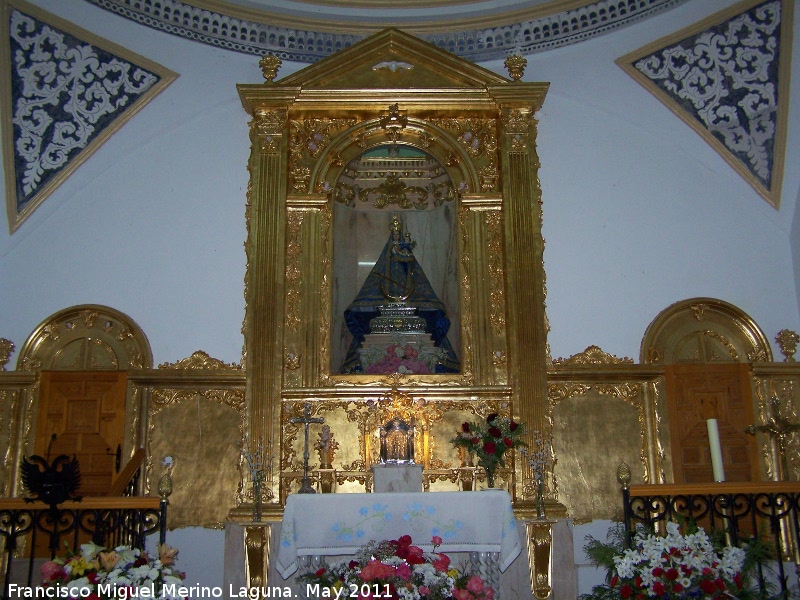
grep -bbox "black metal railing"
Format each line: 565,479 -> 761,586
623,482 -> 800,597
0,497 -> 166,598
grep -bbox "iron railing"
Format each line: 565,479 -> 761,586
622,482 -> 800,597
0,497 -> 166,598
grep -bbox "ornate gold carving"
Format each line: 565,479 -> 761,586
259,53 -> 282,82
776,329 -> 800,362
253,108 -> 286,154
0,339 -> 15,371
284,352 -> 301,371
158,350 -> 242,370
431,117 -> 498,192
17,305 -> 151,370
552,345 -> 634,366
701,330 -> 739,361
527,521 -> 553,600
485,210 -> 506,337
285,211 -> 304,333
244,524 -> 271,588
289,118 -> 358,192
504,54 -> 528,81
379,103 -> 407,143
691,303 -> 709,320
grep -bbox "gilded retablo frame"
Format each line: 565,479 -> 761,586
237,29 -> 550,514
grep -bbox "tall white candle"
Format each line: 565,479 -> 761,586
706,418 -> 726,482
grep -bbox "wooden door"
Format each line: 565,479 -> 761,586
35,371 -> 127,496
665,363 -> 760,483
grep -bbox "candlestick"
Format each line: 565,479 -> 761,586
706,418 -> 726,482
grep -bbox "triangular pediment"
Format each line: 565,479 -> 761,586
278,28 -> 509,89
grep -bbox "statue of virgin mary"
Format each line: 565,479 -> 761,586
340,216 -> 460,374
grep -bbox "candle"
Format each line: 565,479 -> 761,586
707,418 -> 726,482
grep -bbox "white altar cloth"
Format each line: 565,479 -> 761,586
276,490 -> 521,578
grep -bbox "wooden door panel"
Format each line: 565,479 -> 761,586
666,363 -> 759,484
36,372 -> 127,497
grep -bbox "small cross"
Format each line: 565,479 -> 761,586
745,396 -> 800,479
290,403 -> 324,494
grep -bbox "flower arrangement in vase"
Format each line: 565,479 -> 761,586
579,521 -> 773,600
450,413 -> 526,488
300,535 -> 494,600
40,542 -> 185,599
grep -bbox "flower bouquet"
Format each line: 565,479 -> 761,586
300,534 -> 494,600
40,542 -> 185,599
359,343 -> 446,375
579,521 -> 773,600
450,413 -> 526,487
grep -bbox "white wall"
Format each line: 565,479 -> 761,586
2,0 -> 800,594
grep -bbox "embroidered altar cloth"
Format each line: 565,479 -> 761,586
276,491 -> 521,578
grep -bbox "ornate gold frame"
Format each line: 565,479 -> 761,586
237,29 -> 549,511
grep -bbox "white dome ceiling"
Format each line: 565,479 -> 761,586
84,0 -> 691,62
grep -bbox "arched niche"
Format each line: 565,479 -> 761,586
640,297 -> 772,364
17,304 -> 152,371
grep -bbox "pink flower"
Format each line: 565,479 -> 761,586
359,560 -> 395,581
431,535 -> 443,547
466,575 -> 485,594
41,561 -> 66,582
395,562 -> 411,580
419,587 -> 430,596
432,553 -> 450,572
404,345 -> 418,359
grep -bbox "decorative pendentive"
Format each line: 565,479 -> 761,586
616,0 -> 790,207
2,2 -> 176,231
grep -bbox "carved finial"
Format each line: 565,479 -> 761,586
380,104 -> 407,143
259,53 -> 282,82
776,329 -> 799,362
0,339 -> 15,371
504,53 -> 527,81
616,462 -> 631,488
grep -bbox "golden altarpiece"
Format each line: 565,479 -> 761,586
230,28 -> 556,594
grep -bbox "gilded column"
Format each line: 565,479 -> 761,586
499,106 -> 548,499
245,107 -> 289,501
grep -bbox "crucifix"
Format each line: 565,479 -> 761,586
745,395 -> 800,479
290,402 -> 324,494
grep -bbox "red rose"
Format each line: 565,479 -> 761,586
483,441 -> 496,454
651,567 -> 664,578
315,568 -> 327,577
503,437 -> 512,447
509,421 -> 518,431
461,422 -> 471,433
471,437 -> 480,445
700,580 -> 716,594
487,413 -> 498,423
610,576 -> 618,587
488,427 -> 502,438
715,578 -> 726,591
672,583 -> 683,593
634,576 -> 642,588
619,584 -> 633,598
734,573 -> 743,589
665,568 -> 678,581
652,582 -> 665,596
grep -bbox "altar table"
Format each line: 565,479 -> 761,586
276,490 -> 522,583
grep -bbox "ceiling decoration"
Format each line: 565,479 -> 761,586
84,0 -> 690,63
616,0 -> 793,209
1,0 -> 177,232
